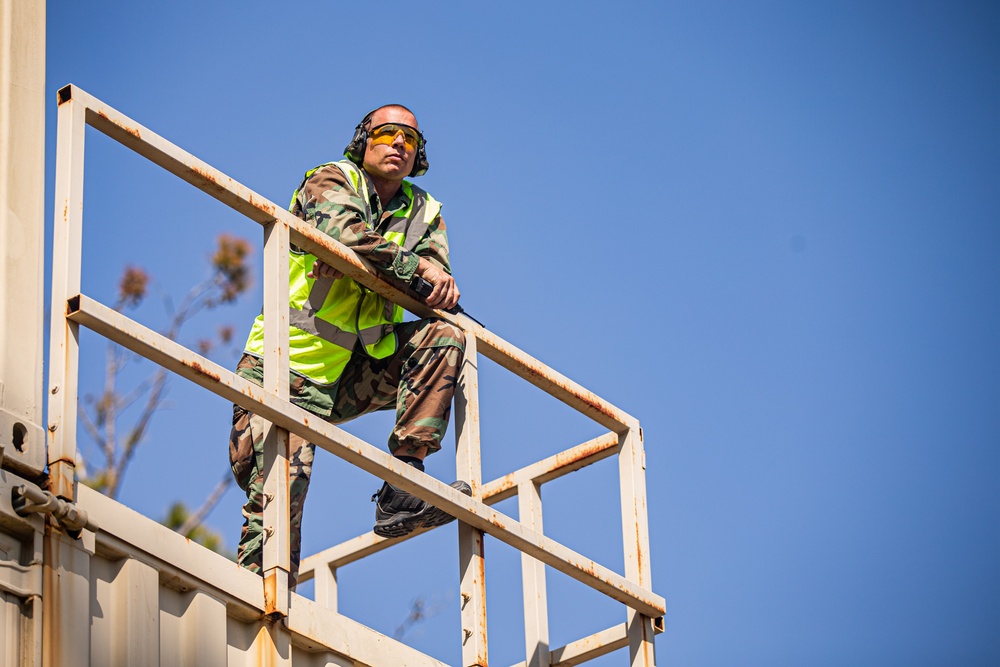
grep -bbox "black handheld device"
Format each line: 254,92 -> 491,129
409,275 -> 483,326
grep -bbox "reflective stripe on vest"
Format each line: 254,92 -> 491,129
243,160 -> 441,385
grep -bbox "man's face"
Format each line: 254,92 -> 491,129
362,107 -> 420,182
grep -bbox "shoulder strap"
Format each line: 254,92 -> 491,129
331,161 -> 375,229
400,182 -> 429,253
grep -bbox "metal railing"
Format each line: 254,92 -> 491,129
46,85 -> 664,666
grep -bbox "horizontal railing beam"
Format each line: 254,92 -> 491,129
299,432 -> 620,577
474,327 -> 638,431
480,431 -> 620,504
59,84 -> 636,434
66,294 -> 665,618
508,618 -> 664,667
61,84 -> 641,431
288,597 -> 450,667
61,84 -> 278,227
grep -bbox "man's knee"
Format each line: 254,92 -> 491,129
426,318 -> 465,350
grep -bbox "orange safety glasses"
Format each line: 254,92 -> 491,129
369,123 -> 423,151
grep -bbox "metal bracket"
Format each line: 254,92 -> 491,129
10,483 -> 99,539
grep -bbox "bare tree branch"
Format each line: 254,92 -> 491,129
79,234 -> 252,547
78,399 -> 107,452
111,367 -> 167,498
177,472 -> 234,537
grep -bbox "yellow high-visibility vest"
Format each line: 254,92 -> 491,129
243,160 -> 441,385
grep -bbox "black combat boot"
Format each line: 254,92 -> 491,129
372,479 -> 472,538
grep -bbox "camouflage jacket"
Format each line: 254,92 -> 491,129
237,162 -> 452,416
290,161 -> 451,278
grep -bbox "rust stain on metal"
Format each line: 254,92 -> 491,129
488,476 -> 517,497
552,438 -> 614,468
48,462 -> 76,501
192,165 -> 222,189
263,572 -> 278,615
634,523 -> 644,575
308,229 -> 365,268
255,624 -> 277,667
185,359 -> 221,382
489,334 -> 622,423
485,437 -> 616,499
476,572 -> 487,620
472,534 -> 489,662
98,110 -> 142,139
249,193 -> 276,218
42,530 -> 62,666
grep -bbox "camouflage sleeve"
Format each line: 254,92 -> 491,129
411,213 -> 452,275
292,165 -> 419,281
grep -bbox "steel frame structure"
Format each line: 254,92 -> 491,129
44,85 -> 664,666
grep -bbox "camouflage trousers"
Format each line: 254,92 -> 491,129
229,317 -> 465,586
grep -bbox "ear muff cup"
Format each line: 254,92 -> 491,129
343,111 -> 372,166
343,109 -> 429,177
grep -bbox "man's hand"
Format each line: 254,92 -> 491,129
307,260 -> 343,280
417,258 -> 460,311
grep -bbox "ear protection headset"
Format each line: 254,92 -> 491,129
343,107 -> 429,177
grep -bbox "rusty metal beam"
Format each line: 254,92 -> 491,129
472,326 -> 638,432
261,218 -> 291,625
508,618 -> 664,667
519,480 -> 549,667
298,431 -> 619,579
55,85 -> 429,317
619,427 -> 657,666
49,85 -> 662,662
456,335 -> 488,666
46,86 -> 86,501
65,294 -> 665,618
480,431 -> 620,504
61,84 -> 636,444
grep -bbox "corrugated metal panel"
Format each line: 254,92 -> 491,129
1,589 -> 23,666
0,477 -> 455,667
76,485 -> 448,667
160,589 -> 229,667
0,469 -> 43,667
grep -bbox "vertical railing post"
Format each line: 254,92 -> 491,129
455,333 -> 488,666
261,218 -> 291,662
619,425 -> 657,666
46,87 -> 86,502
314,564 -> 338,613
518,481 -> 549,667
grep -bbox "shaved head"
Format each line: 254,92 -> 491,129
365,104 -> 418,129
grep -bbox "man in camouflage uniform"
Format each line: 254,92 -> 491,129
229,104 -> 469,586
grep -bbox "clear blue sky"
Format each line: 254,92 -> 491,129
45,1 -> 999,665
